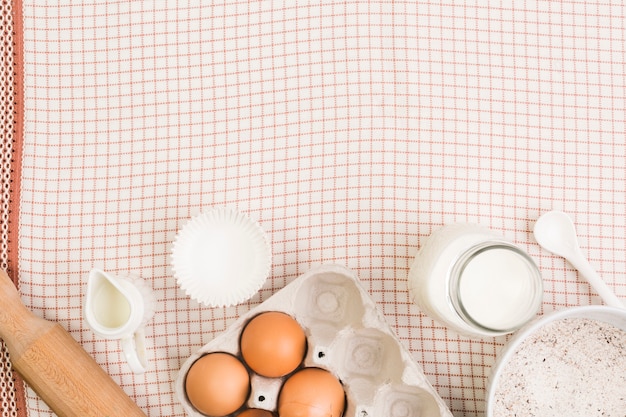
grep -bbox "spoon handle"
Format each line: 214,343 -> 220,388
567,253 -> 625,309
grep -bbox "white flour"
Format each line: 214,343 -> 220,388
492,317 -> 626,417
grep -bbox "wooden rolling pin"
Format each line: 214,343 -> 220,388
0,269 -> 147,417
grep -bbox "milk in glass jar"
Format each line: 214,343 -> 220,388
408,224 -> 543,338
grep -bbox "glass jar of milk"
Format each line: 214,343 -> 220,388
408,224 -> 543,338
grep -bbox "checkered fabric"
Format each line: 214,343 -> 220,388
3,1 -> 626,416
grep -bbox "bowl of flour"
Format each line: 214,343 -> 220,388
486,305 -> 626,417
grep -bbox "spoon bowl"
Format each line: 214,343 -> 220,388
533,211 -> 583,260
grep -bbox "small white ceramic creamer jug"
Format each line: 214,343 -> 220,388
84,268 -> 154,374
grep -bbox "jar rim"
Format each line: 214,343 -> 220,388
448,241 -> 543,334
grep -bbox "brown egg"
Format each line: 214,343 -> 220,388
238,409 -> 276,417
240,311 -> 307,377
185,352 -> 250,416
278,367 -> 346,417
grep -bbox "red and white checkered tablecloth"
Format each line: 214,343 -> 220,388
2,1 -> 626,416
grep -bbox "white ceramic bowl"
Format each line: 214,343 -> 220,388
485,305 -> 626,416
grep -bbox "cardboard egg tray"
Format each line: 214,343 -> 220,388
175,263 -> 454,417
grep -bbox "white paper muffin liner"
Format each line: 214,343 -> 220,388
171,207 -> 272,307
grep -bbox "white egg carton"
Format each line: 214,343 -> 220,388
175,263 -> 453,417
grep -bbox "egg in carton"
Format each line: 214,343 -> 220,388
175,263 -> 454,417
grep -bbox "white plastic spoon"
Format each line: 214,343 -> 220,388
533,210 -> 624,308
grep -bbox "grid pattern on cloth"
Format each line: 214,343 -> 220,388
16,1 -> 626,416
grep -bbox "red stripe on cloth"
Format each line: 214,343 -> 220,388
4,0 -> 28,415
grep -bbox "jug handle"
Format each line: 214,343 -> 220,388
121,327 -> 148,374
